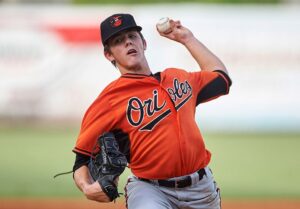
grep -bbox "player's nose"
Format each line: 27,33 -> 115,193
124,37 -> 133,47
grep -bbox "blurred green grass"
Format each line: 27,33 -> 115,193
204,132 -> 300,199
0,127 -> 299,198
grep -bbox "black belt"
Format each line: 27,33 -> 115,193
139,168 -> 206,188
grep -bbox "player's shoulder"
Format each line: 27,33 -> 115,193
102,78 -> 121,93
161,67 -> 190,78
81,77 -> 123,121
95,77 -> 122,100
162,67 -> 188,74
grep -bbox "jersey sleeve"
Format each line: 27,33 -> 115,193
189,70 -> 232,105
73,94 -> 117,156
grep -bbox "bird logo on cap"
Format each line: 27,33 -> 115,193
110,16 -> 122,27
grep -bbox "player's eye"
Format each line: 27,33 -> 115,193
128,33 -> 137,39
111,34 -> 124,45
114,38 -> 122,44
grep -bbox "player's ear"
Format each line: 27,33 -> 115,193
104,50 -> 115,62
143,39 -> 147,50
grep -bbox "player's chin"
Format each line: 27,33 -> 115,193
124,59 -> 141,69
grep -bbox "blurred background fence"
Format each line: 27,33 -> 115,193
0,1 -> 299,132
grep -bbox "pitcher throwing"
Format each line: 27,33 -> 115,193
72,13 -> 232,209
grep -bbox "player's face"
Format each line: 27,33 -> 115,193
105,30 -> 147,72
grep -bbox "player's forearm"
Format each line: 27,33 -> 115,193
74,165 -> 111,202
183,36 -> 228,74
74,165 -> 92,192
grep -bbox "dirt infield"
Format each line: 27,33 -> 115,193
1,198 -> 300,209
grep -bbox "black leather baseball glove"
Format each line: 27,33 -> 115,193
88,132 -> 128,201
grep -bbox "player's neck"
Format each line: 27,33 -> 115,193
119,63 -> 151,76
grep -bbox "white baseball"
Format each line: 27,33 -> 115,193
156,17 -> 172,34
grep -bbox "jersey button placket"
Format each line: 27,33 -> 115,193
159,83 -> 185,176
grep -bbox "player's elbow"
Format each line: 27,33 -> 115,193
215,70 -> 232,95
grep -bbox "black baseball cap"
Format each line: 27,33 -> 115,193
100,13 -> 142,46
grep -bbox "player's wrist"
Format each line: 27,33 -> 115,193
181,35 -> 197,46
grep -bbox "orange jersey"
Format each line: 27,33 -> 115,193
73,68 -> 231,179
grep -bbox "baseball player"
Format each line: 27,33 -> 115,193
73,13 -> 231,209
